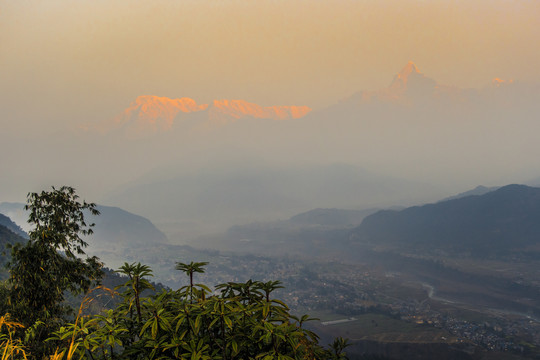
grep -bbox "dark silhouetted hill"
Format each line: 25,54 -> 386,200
0,213 -> 27,238
0,224 -> 27,279
289,208 -> 378,227
351,184 -> 540,257
0,202 -> 168,254
88,205 -> 168,250
438,185 -> 498,202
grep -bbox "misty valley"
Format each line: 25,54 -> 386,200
3,184 -> 540,359
4,1 -> 540,358
2,63 -> 540,359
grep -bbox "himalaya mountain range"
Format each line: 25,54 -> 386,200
2,62 -> 540,238
85,61 -> 534,138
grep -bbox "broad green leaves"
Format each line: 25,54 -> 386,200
5,187 -> 103,357
45,262 -> 348,359
1,187 -> 349,359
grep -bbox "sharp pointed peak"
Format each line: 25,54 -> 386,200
388,61 -> 433,92
399,61 -> 421,77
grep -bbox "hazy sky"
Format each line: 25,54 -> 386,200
1,0 -> 540,210
2,0 -> 539,133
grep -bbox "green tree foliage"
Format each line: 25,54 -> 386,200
0,313 -> 28,360
49,262 -> 350,359
0,224 -> 26,281
0,187 -> 349,359
175,261 -> 209,302
116,262 -> 155,325
5,186 -> 103,356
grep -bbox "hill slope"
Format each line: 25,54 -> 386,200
0,213 -> 27,238
0,202 -> 168,266
0,224 -> 27,279
351,184 -> 540,256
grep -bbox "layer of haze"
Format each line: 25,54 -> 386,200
2,0 -> 539,130
1,0 -> 540,234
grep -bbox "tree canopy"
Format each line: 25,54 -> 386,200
5,186 -> 103,356
0,187 -> 349,359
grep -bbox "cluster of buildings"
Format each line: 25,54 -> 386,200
139,249 -> 540,356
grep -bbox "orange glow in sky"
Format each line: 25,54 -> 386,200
1,0 -> 539,133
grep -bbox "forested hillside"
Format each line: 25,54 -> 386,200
0,187 -> 348,360
351,184 -> 540,257
0,214 -> 26,238
0,224 -> 26,280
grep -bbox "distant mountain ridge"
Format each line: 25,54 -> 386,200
58,62 -> 540,239
331,61 -> 523,111
88,95 -> 312,138
351,184 -> 540,256
289,208 -> 378,227
0,202 -> 168,264
0,213 -> 27,238
104,163 -> 441,236
87,61 -> 530,139
439,185 -> 499,202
